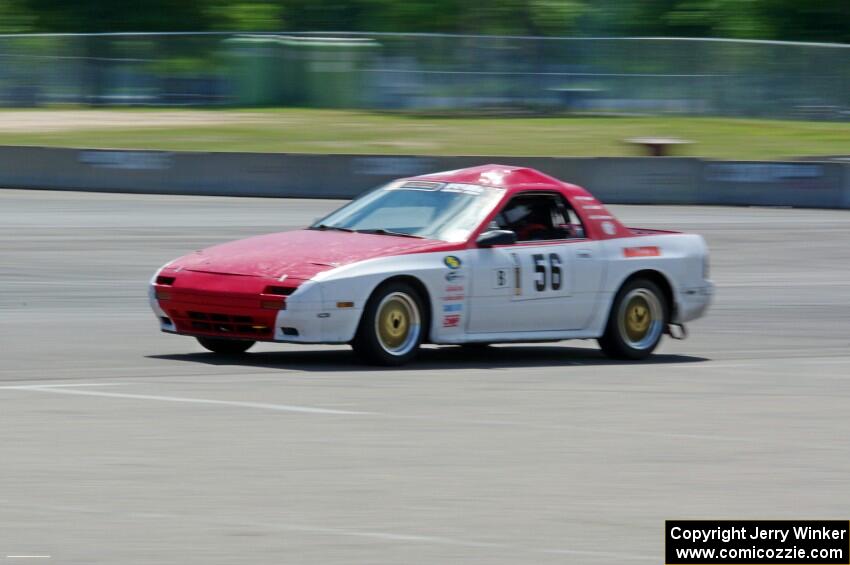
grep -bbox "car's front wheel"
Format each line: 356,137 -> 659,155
598,278 -> 667,360
196,336 -> 255,355
352,282 -> 426,366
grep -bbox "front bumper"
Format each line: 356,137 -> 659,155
155,305 -> 363,345
150,275 -> 363,344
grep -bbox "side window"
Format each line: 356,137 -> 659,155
556,199 -> 586,239
495,193 -> 585,242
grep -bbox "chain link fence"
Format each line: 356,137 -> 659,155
0,32 -> 846,119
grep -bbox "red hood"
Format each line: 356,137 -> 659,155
169,229 -> 454,280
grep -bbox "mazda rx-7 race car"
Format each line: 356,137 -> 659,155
150,164 -> 713,365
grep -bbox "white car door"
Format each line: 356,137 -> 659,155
466,241 -> 602,334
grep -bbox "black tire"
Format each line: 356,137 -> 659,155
598,278 -> 668,360
196,336 -> 255,355
351,281 -> 427,366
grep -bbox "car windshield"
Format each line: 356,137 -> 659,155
311,181 -> 505,243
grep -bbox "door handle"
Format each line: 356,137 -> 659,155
577,249 -> 593,258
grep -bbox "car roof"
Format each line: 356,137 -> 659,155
407,164 -> 632,241
407,163 -> 595,199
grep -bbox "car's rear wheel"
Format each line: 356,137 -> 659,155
352,282 -> 425,366
196,336 -> 255,355
598,278 -> 667,360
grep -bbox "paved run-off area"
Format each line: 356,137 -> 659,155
1,189 -> 849,564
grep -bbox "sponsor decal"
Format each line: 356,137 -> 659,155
442,295 -> 465,302
443,304 -> 463,313
705,163 -> 824,183
479,169 -> 507,186
601,221 -> 617,235
445,271 -> 464,282
582,204 -> 604,210
444,255 -> 462,269
623,246 -> 661,258
493,268 -> 510,288
445,285 -> 465,293
442,314 -> 461,328
79,150 -> 172,170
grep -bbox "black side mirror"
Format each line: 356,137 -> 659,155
476,229 -> 517,247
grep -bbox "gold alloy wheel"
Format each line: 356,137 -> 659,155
374,292 -> 421,356
625,295 -> 652,342
617,288 -> 663,350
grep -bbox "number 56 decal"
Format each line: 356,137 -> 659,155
532,253 -> 562,292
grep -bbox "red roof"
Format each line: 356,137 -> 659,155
410,163 -> 594,199
411,163 -> 632,241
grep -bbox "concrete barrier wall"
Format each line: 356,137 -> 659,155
1,146 -> 848,209
701,161 -> 848,208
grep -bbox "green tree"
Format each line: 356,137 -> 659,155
208,1 -> 283,31
587,0 -> 846,42
6,0 -> 850,43
757,0 -> 849,43
19,0 -> 217,32
0,0 -> 34,32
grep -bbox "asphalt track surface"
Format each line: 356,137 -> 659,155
2,189 -> 850,564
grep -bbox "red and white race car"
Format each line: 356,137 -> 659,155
150,164 -> 713,365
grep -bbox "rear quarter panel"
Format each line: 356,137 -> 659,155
598,233 -> 709,326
